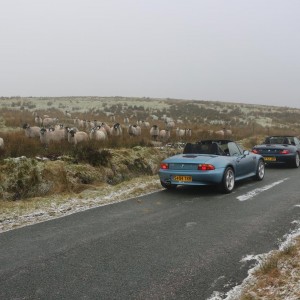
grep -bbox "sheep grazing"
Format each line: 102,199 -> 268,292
215,130 -> 224,136
224,129 -> 232,136
43,117 -> 58,127
53,124 -> 64,130
215,128 -> 232,137
0,137 -> 4,150
34,115 -> 43,126
128,125 -> 141,136
185,128 -> 192,137
87,120 -> 97,129
110,123 -> 122,136
176,128 -> 186,138
96,125 -> 108,137
67,128 -> 89,145
159,129 -> 171,142
39,127 -> 66,144
39,128 -> 49,144
89,127 -> 107,141
23,123 -> 41,138
176,128 -> 192,139
74,117 -> 85,128
150,125 -> 160,140
165,120 -> 175,130
141,121 -> 150,128
65,110 -> 72,118
100,122 -> 111,136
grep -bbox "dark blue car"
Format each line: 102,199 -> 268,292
252,136 -> 300,168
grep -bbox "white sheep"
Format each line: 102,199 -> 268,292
67,128 -> 89,145
0,137 -> 4,150
176,128 -> 186,138
159,129 -> 170,142
215,130 -> 225,137
54,124 -> 64,130
82,120 -> 89,129
215,129 -> 232,137
110,123 -> 122,136
34,116 -> 43,126
100,122 -> 111,136
165,120 -> 175,130
150,125 -> 160,140
39,128 -> 49,144
39,127 -> 66,144
89,127 -> 107,141
43,117 -> 58,127
23,123 -> 41,138
141,121 -> 150,128
96,125 -> 108,137
74,117 -> 82,128
224,129 -> 232,136
185,128 -> 192,137
128,125 -> 141,136
87,120 -> 95,129
65,110 -> 72,118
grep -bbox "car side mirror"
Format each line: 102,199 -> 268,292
243,150 -> 250,156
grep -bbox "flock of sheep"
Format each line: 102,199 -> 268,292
0,108 -> 234,150
18,111 -> 194,146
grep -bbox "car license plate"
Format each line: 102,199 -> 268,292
264,156 -> 276,161
173,175 -> 192,182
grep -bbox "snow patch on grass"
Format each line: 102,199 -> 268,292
0,176 -> 162,233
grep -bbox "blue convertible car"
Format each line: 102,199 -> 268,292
159,140 -> 265,193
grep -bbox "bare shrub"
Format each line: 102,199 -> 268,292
2,131 -> 41,158
71,144 -> 112,167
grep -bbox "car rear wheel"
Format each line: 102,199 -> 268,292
218,167 -> 235,193
254,159 -> 265,180
160,181 -> 177,190
291,153 -> 300,168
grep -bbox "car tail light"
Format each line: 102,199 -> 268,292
252,149 -> 259,154
198,164 -> 215,171
160,163 -> 169,169
279,149 -> 290,154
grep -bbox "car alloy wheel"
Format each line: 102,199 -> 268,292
294,153 -> 300,168
219,167 -> 235,193
255,159 -> 265,180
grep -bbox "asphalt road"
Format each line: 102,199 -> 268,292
1,167 -> 300,300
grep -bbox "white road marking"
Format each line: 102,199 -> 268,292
237,178 -> 289,201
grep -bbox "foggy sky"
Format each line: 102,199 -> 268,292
1,0 -> 300,108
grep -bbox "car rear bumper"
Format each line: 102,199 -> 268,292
262,154 -> 295,165
159,168 -> 225,186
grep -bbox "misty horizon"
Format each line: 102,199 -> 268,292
1,1 -> 300,108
